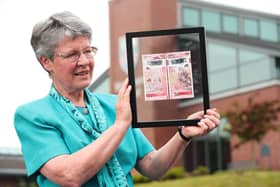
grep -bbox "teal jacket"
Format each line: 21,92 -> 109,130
14,92 -> 154,187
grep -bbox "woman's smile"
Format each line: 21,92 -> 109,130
74,70 -> 90,76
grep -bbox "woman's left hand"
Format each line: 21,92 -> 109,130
181,108 -> 220,138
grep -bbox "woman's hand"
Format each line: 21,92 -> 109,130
181,108 -> 220,139
115,78 -> 132,127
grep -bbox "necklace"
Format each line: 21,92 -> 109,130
82,107 -> 88,115
76,106 -> 89,115
81,107 -> 88,115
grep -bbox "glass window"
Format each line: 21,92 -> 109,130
239,50 -> 267,65
279,25 -> 280,42
239,49 -> 272,85
209,69 -> 238,93
202,10 -> 221,32
272,57 -> 280,79
207,41 -> 277,94
208,43 -> 237,93
239,59 -> 271,86
223,15 -> 238,34
260,20 -> 278,42
183,7 -> 200,26
244,18 -> 259,37
208,43 -> 236,72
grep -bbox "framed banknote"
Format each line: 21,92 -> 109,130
126,27 -> 209,128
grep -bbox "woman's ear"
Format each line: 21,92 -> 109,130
39,56 -> 53,73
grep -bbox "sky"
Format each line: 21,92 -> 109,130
0,0 -> 110,148
0,0 -> 279,149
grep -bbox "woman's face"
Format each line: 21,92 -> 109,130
46,36 -> 94,94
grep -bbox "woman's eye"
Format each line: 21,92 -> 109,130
84,49 -> 92,54
65,52 -> 79,59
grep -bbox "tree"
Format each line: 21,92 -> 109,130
226,96 -> 280,149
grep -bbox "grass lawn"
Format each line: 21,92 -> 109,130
135,170 -> 280,187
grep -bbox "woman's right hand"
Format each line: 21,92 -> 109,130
115,78 -> 132,128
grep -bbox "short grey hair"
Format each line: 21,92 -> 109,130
31,11 -> 92,61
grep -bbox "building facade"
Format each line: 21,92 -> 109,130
108,0 -> 280,172
0,147 -> 36,187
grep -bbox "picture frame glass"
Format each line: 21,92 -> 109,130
126,28 -> 209,128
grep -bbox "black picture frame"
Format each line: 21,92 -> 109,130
126,27 -> 209,128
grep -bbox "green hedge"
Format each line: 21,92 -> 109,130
133,173 -> 151,184
133,167 -> 187,184
192,165 -> 209,176
162,167 -> 187,180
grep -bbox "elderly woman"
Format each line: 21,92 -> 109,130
14,11 -> 220,187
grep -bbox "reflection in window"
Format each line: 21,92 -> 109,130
209,69 -> 238,93
208,43 -> 236,71
279,25 -> 280,41
208,43 -> 237,93
244,18 -> 259,37
238,49 -> 273,87
207,41 -> 277,94
183,7 -> 200,26
239,58 -> 271,86
260,20 -> 278,42
223,15 -> 238,34
202,10 -> 221,32
181,6 -> 280,44
239,50 -> 267,65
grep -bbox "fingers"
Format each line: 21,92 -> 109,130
203,114 -> 219,127
199,118 -> 215,131
187,110 -> 204,120
115,78 -> 132,127
197,121 -> 209,134
197,108 -> 220,134
206,108 -> 220,120
118,78 -> 132,97
118,78 -> 129,95
181,108 -> 221,139
187,108 -> 220,121
117,78 -> 132,110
